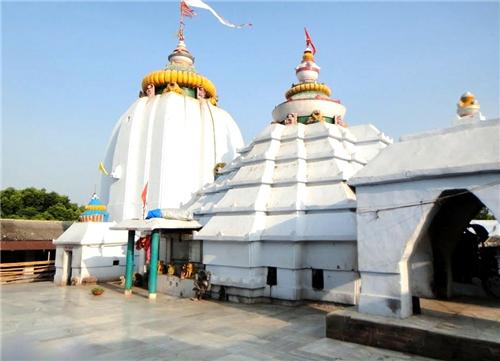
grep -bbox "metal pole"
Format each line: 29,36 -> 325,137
124,230 -> 135,296
148,230 -> 160,299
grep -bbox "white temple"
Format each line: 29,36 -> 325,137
188,43 -> 392,303
53,29 -> 498,318
54,40 -> 244,286
54,194 -> 127,285
100,40 -> 244,221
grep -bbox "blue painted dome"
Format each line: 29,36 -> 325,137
80,193 -> 109,222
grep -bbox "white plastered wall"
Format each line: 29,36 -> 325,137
191,122 -> 390,303
53,222 -> 131,285
355,173 -> 500,318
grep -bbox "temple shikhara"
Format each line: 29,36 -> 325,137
49,4 -> 500,358
102,39 -> 243,221
187,41 -> 391,304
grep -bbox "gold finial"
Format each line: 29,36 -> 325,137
302,50 -> 314,62
459,91 -> 476,108
457,91 -> 482,119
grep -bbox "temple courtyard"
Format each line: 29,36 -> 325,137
0,282 -> 436,361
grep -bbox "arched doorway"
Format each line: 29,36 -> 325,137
410,189 -> 499,304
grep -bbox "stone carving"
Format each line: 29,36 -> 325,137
214,162 -> 226,179
306,110 -> 324,124
284,113 -> 298,125
145,83 -> 155,97
162,82 -> 184,95
180,262 -> 193,279
196,86 -> 207,99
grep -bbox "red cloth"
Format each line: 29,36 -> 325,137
180,1 -> 196,17
135,235 -> 151,263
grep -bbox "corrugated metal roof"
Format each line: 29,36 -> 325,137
1,219 -> 73,241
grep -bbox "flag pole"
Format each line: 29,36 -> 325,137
178,0 -> 185,41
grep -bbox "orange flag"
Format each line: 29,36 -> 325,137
141,182 -> 148,208
304,28 -> 316,55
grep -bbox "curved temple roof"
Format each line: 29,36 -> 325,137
188,121 -> 391,242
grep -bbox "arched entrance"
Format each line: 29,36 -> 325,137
410,189 -> 499,304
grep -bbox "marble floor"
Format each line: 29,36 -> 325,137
1,282 -> 435,361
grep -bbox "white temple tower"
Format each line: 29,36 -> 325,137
100,40 -> 244,221
189,39 -> 392,303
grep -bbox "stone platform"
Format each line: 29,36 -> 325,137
326,297 -> 500,361
1,282 -> 436,360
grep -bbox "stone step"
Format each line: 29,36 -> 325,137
326,309 -> 500,361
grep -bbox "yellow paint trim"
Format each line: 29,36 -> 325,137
285,82 -> 331,99
142,70 -> 217,101
85,205 -> 107,211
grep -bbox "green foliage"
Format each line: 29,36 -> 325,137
475,206 -> 495,220
0,187 -> 84,221
91,287 -> 104,295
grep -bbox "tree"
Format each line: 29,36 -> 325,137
0,187 -> 84,221
475,206 -> 496,220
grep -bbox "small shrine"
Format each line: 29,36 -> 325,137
79,193 -> 109,222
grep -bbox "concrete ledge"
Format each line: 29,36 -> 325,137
326,310 -> 500,361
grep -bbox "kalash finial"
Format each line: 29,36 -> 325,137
139,2 -> 218,105
456,91 -> 485,121
295,29 -> 321,83
168,0 -> 196,69
284,29 -> 331,100
167,38 -> 195,69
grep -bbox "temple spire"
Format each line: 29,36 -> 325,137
178,1 -> 195,42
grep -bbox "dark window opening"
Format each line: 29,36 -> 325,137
267,267 -> 277,286
312,269 -> 324,290
412,296 -> 421,315
65,251 -> 73,286
112,260 -> 120,266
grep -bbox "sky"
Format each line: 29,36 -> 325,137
2,0 -> 499,205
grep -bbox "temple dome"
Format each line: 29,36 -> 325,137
80,193 -> 109,222
100,41 -> 244,222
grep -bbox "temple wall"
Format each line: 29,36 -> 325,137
192,122 -> 390,304
203,239 -> 359,303
355,173 -> 500,318
54,243 -> 128,285
53,223 -> 131,285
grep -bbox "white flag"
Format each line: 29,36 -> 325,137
183,0 -> 252,29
